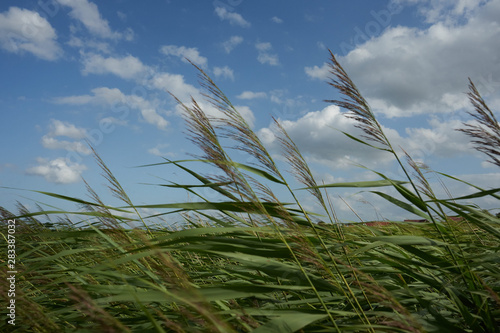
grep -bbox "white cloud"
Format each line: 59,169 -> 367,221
54,87 -> 169,130
304,62 -> 330,80
237,91 -> 267,99
215,7 -> 250,28
41,136 -> 91,155
255,42 -> 272,52
403,116 -> 473,159
0,7 -> 62,60
82,54 -> 149,79
259,105 -> 394,169
259,104 -> 479,172
67,36 -> 112,53
435,171 -> 500,212
141,108 -> 169,130
271,16 -> 283,23
268,90 -> 304,109
26,157 -> 87,184
54,87 -> 126,105
100,117 -> 128,126
317,41 -> 326,50
222,35 -> 243,53
117,11 -> 127,22
394,0 -> 488,23
123,27 -> 134,41
56,0 -> 124,39
320,0 -> 500,118
49,119 -> 87,139
160,45 -> 208,68
255,42 -> 280,66
150,72 -> 200,103
148,143 -> 176,157
213,66 -> 234,81
234,105 -> 256,128
41,120 -> 91,155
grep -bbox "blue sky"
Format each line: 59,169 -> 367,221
1,0 -> 500,223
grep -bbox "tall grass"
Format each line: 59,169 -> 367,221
1,51 -> 499,332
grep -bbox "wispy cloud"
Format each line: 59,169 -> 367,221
0,7 -> 62,60
271,16 -> 283,23
81,54 -> 149,79
54,87 -> 126,105
213,66 -> 234,81
215,7 -> 250,27
237,91 -> 267,99
67,36 -> 112,53
54,87 -> 169,130
222,35 -> 243,53
160,45 -> 208,68
148,144 -> 176,157
56,0 -> 130,39
100,117 -> 128,126
255,42 -> 279,66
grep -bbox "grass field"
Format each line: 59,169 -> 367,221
1,52 -> 499,332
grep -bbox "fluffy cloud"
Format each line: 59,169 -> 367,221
41,136 -> 91,155
150,72 -> 200,103
56,0 -> 125,39
237,91 -> 267,99
160,45 -> 208,68
41,120 -> 90,156
48,119 -> 87,139
81,54 -> 149,79
259,105 -> 476,171
222,35 -> 243,53
255,42 -> 280,66
304,62 -> 330,80
213,66 -> 234,81
259,105 -> 394,169
69,52 -> 206,128
41,120 -> 91,155
306,0 -> 500,118
141,109 -> 169,130
234,105 -> 256,128
0,7 -> 62,60
215,7 -> 250,28
26,157 -> 87,184
403,116 -> 473,160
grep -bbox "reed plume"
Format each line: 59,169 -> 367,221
458,78 -> 500,167
325,50 -> 390,150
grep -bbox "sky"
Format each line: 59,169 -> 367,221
1,0 -> 500,224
